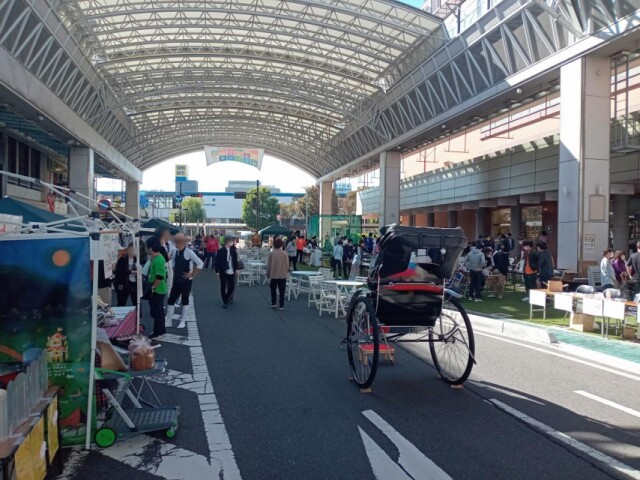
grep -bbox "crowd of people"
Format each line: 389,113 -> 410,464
459,231 -> 554,302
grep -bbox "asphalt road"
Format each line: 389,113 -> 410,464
192,270 -> 640,480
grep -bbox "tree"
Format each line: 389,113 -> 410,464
241,187 -> 280,231
300,184 -> 339,218
181,197 -> 206,223
340,191 -> 357,215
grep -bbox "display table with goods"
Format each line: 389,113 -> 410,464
0,350 -> 62,480
93,334 -> 179,448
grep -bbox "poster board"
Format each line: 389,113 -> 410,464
603,299 -> 625,320
529,289 -> 547,307
554,294 -> 573,312
0,235 -> 93,446
583,297 -> 603,317
90,232 -> 119,278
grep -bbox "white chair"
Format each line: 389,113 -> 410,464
285,276 -> 299,301
308,275 -> 323,309
237,266 -> 255,286
318,282 -> 339,317
355,276 -> 368,284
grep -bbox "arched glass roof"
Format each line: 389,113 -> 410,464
57,0 -> 443,177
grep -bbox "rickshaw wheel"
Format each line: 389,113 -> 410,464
429,297 -> 475,385
346,296 -> 379,389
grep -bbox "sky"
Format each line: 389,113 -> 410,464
97,151 -> 318,194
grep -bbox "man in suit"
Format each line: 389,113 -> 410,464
214,236 -> 239,308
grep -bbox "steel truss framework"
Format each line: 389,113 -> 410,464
0,0 -> 636,178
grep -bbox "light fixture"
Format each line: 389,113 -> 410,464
562,186 -> 570,195
596,185 -> 603,195
441,124 -> 447,130
37,115 -> 44,122
516,87 -> 523,94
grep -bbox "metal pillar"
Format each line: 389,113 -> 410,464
125,180 -> 139,218
379,150 -> 401,227
319,180 -> 333,242
476,208 -> 488,240
427,212 -> 435,227
510,205 -> 522,241
558,56 -> 611,271
69,147 -> 94,210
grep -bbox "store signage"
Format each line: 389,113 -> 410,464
204,146 -> 264,170
610,183 -> 634,195
175,164 -> 188,182
519,194 -> 541,204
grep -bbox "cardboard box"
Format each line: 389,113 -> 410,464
570,313 -> 594,332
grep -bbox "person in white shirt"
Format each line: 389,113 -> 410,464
166,234 -> 204,328
333,240 -> 344,279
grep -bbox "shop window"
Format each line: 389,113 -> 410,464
30,149 -> 40,180
18,142 -> 29,177
7,137 -> 17,176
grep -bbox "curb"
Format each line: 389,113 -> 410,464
466,312 -> 558,345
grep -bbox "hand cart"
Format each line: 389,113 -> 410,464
93,363 -> 180,448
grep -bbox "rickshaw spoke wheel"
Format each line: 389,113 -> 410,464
346,297 -> 379,389
429,297 -> 475,385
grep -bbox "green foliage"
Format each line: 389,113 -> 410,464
181,197 -> 206,223
241,186 -> 280,231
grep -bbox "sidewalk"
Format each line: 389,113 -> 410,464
466,309 -> 640,368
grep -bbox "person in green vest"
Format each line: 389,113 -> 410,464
146,236 -> 168,338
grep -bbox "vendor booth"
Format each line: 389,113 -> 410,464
0,171 -> 179,479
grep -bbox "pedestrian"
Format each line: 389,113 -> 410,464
491,244 -> 509,299
600,248 -> 616,290
536,242 -> 554,288
285,237 -> 297,271
626,241 -> 640,295
538,230 -> 548,244
343,238 -> 355,279
332,240 -> 344,278
204,235 -> 219,269
296,235 -> 306,264
156,227 -> 175,293
464,242 -> 486,301
215,235 -> 238,308
146,236 -> 167,338
521,240 -> 538,301
612,250 -> 629,290
114,243 -> 137,307
266,237 -> 289,311
365,233 -> 374,253
333,232 -> 341,246
506,232 -> 516,252
166,233 -> 204,329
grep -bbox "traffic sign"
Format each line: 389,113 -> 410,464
175,194 -> 184,205
98,198 -> 111,212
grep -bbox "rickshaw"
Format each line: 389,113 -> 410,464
346,225 -> 475,390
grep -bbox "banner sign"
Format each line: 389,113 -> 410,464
0,235 -> 93,446
175,164 -> 188,182
204,146 -> 264,170
90,233 -> 120,279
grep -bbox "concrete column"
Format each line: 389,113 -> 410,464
125,180 -> 140,219
558,56 -> 611,271
448,210 -> 457,228
510,205 -> 522,240
427,212 -> 435,227
378,150 -> 401,227
476,208 -> 488,240
68,147 -> 94,210
611,195 -> 630,253
319,180 -> 333,243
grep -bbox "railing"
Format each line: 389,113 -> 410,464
0,351 -> 48,443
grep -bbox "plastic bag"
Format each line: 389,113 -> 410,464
128,335 -> 156,371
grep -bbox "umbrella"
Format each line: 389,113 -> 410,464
142,217 -> 180,235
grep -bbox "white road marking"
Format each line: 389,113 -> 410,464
359,427 -> 412,480
490,399 -> 640,480
475,331 -> 640,382
58,297 -> 242,480
99,434 -> 214,479
574,390 -> 640,419
361,410 -> 452,480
